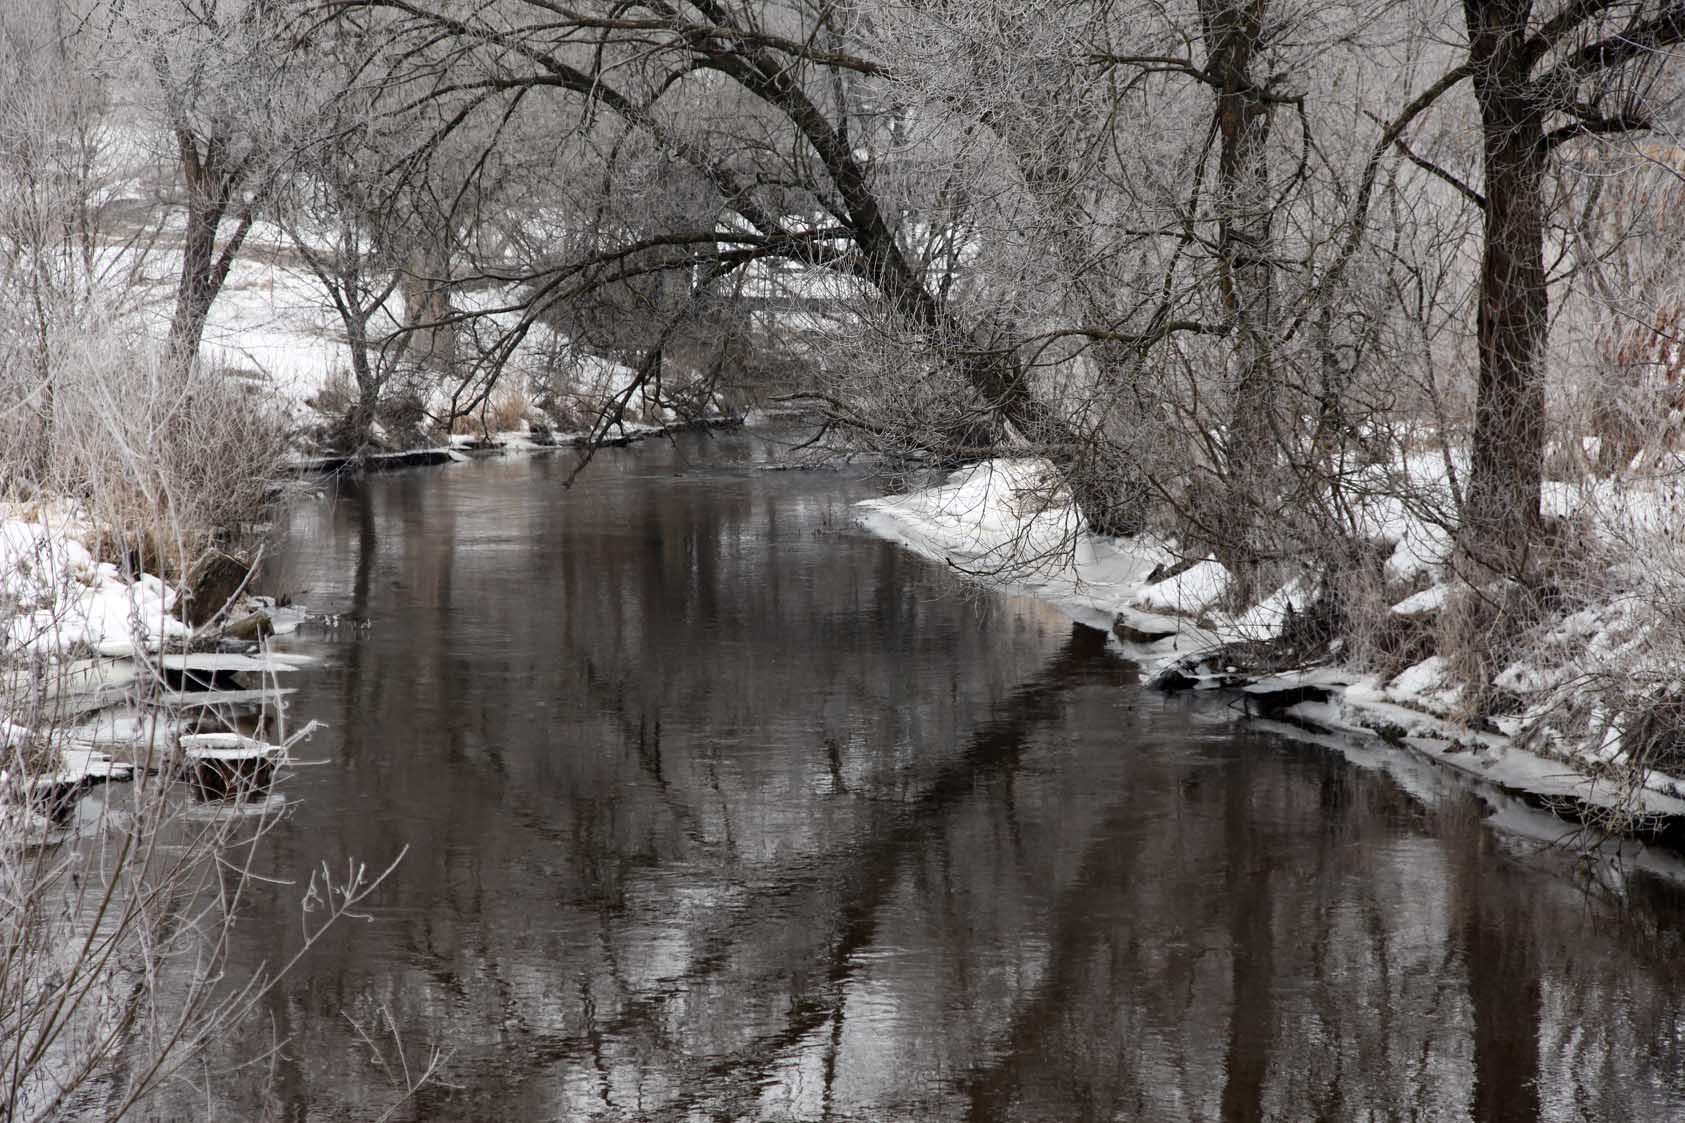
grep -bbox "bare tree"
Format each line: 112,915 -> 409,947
1455,0 -> 1685,575
132,0 -> 289,366
316,0 -> 1207,522
0,2 -> 160,490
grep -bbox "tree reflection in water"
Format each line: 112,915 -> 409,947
203,433 -> 1685,1122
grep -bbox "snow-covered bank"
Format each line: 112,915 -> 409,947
289,413 -> 747,475
859,459 -> 1174,633
859,459 -> 1685,839
0,512 -> 188,657
0,509 -> 309,821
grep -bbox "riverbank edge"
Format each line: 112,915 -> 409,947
855,498 -> 1685,850
287,413 -> 747,475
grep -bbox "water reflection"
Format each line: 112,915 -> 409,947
203,434 -> 1685,1121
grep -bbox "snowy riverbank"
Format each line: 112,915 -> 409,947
0,506 -> 312,823
859,459 -> 1685,839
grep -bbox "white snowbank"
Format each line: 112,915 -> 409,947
0,517 -> 189,656
859,459 -> 1321,646
857,454 -> 1685,839
858,460 -> 1167,630
1135,559 -> 1227,614
1387,656 -> 1450,703
1391,584 -> 1447,616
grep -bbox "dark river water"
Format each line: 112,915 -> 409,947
209,429 -> 1685,1121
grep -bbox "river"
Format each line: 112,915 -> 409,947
204,428 -> 1685,1121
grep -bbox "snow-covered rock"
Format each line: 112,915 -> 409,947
1135,559 -> 1229,615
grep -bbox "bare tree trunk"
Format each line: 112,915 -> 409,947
168,190 -> 222,361
398,240 -> 457,376
1213,0 -> 1273,441
1202,0 -> 1278,592
165,127 -> 255,367
346,305 -> 380,448
1462,0 -> 1548,575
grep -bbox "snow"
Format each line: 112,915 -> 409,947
857,453 -> 1685,840
179,732 -> 285,761
860,459 -> 1325,647
1387,656 -> 1451,704
0,516 -> 190,656
1384,517 -> 1455,581
1,738 -> 134,789
1224,577 -> 1315,642
160,686 -> 297,709
198,257 -> 351,402
1391,584 -> 1448,616
858,460 -> 1171,630
158,652 -> 312,674
1135,560 -> 1228,614
0,507 -> 311,835
1285,692 -> 1685,823
1492,658 -> 1572,695
63,709 -> 182,750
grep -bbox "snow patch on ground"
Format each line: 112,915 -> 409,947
860,460 -> 1326,648
1391,584 -> 1447,616
0,517 -> 189,656
1135,560 -> 1226,614
858,460 -> 1167,631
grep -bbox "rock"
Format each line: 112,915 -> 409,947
1366,720 -> 1410,745
1240,678 -> 1334,714
179,734 -> 282,801
29,778 -> 90,824
1147,660 -> 1200,692
290,448 -> 457,474
224,612 -> 274,642
1113,614 -> 1177,645
1144,555 -> 1204,586
173,549 -> 252,628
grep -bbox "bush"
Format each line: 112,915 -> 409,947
0,324 -> 291,574
0,324 -> 416,1119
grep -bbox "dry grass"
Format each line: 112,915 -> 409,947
450,385 -> 535,436
0,324 -> 290,577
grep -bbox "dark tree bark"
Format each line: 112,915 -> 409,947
397,239 -> 458,376
1202,0 -> 1277,453
1462,0 -> 1550,574
1454,0 -> 1685,573
1199,0 -> 1280,592
165,122 -> 256,368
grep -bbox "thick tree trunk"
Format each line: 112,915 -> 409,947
1202,0 -> 1278,594
346,311 -> 380,450
1463,0 -> 1548,575
1205,0 -> 1276,447
398,241 -> 457,375
1061,350 -> 1154,538
167,196 -> 222,363
166,131 -> 254,368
